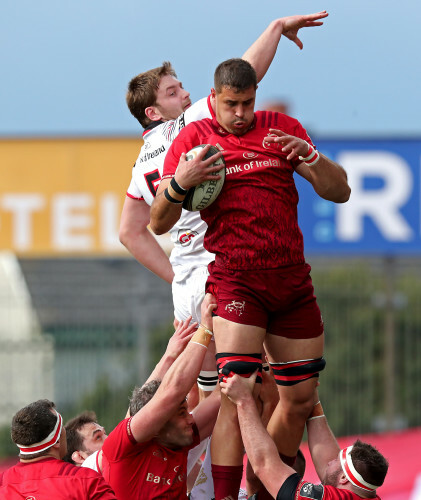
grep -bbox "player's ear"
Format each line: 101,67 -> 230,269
211,88 -> 216,99
71,450 -> 84,465
145,106 -> 163,122
338,472 -> 348,485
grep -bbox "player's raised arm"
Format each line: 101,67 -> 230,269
242,11 -> 328,81
306,393 -> 340,482
221,372 -> 297,498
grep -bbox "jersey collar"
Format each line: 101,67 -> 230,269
143,120 -> 164,137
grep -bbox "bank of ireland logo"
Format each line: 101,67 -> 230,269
225,300 -> 246,316
262,133 -> 278,150
25,497 -> 37,500
178,229 -> 198,246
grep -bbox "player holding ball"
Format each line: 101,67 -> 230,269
151,56 -> 350,500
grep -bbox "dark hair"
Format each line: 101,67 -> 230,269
214,58 -> 257,94
11,399 -> 58,460
63,411 -> 98,464
129,380 -> 161,417
126,62 -> 177,128
351,440 -> 389,491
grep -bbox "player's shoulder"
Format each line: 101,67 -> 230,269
255,110 -> 302,129
176,116 -> 213,141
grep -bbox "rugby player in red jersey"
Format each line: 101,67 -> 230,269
100,300 -> 221,499
0,399 -> 116,499
150,57 -> 351,499
221,372 -> 388,500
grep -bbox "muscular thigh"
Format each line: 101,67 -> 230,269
264,333 -> 324,364
213,316 -> 265,354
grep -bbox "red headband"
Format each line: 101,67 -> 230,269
17,410 -> 63,455
340,446 -> 380,492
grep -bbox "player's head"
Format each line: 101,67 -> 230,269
126,62 -> 191,128
11,399 -> 67,460
129,379 -> 161,416
211,58 -> 257,136
63,411 -> 107,466
323,440 -> 388,498
157,399 -> 195,449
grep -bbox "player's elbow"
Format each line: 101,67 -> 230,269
149,219 -> 165,236
119,225 -> 130,248
334,184 -> 351,203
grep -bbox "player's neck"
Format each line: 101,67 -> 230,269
20,451 -> 60,463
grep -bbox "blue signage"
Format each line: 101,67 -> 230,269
296,139 -> 421,255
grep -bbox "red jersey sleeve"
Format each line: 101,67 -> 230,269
102,418 -> 147,462
162,123 -> 202,180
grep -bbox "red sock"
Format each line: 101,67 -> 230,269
211,464 -> 243,500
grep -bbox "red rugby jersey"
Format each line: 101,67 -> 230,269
286,480 -> 382,500
163,111 -> 314,270
0,457 -> 116,499
101,417 -> 200,499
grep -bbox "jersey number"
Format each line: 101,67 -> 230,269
145,170 -> 161,197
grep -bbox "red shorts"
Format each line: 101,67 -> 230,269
206,262 -> 323,339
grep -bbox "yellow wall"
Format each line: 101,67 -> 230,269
0,137 -> 142,255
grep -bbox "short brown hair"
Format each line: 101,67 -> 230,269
351,440 -> 389,492
63,411 -> 98,464
126,62 -> 177,128
214,58 -> 257,94
11,399 -> 58,460
129,380 -> 161,417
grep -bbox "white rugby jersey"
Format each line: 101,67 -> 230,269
126,96 -> 215,281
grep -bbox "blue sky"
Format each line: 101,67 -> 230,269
1,0 -> 420,138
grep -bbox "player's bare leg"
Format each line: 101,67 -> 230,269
264,333 -> 324,458
211,317 -> 265,500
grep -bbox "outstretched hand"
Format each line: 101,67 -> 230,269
281,11 -> 328,50
166,316 -> 197,360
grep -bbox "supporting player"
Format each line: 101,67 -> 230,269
0,400 -> 116,499
63,411 -> 107,467
150,57 -> 350,499
221,372 -> 388,500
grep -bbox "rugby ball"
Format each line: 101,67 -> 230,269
182,145 -> 226,211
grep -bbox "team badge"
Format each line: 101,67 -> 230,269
225,300 -> 245,316
299,482 -> 324,500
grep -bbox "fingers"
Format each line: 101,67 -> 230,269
268,128 -> 286,137
294,37 -> 303,50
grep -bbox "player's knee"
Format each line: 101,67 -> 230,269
216,352 -> 263,383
